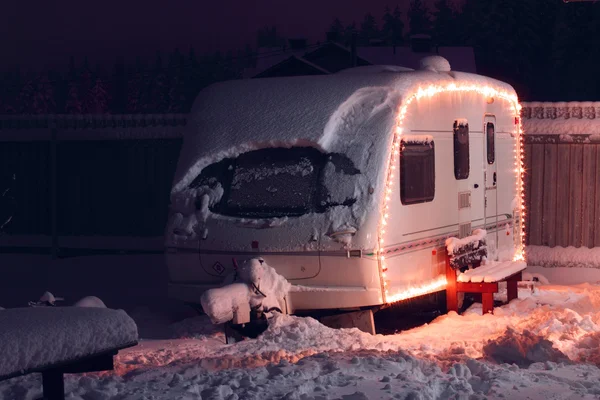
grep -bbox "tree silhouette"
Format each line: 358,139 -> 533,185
382,5 -> 405,45
360,13 -> 380,45
433,0 -> 458,45
408,0 -> 432,36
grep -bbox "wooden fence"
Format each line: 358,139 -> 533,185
522,102 -> 600,248
0,114 -> 187,253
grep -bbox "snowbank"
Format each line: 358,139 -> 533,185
0,307 -> 137,377
527,245 -> 600,269
522,101 -> 600,135
6,284 -> 600,398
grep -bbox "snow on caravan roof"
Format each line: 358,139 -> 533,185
173,68 -> 515,193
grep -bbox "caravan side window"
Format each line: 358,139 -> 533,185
400,140 -> 435,205
486,122 -> 495,164
453,121 -> 470,180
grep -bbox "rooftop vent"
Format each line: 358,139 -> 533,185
419,55 -> 451,72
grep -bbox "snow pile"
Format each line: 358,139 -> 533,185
457,260 -> 526,283
446,229 -> 486,255
522,101 -> 600,135
74,296 -> 107,308
0,307 -> 137,377
201,283 -> 251,324
201,258 -> 290,324
482,328 -> 568,366
318,86 -> 399,150
527,245 -> 600,269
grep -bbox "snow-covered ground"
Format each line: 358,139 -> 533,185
4,282 -> 600,399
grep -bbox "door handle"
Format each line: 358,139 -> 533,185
493,172 -> 497,186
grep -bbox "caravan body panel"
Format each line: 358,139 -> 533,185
166,63 -> 521,311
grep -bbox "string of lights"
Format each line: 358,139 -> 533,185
377,83 -> 524,304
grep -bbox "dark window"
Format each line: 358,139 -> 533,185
486,122 -> 495,165
191,147 -> 360,218
453,121 -> 470,180
400,140 -> 435,205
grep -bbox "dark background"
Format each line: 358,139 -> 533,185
1,0 -> 600,116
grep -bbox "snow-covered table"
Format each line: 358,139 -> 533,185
0,307 -> 138,400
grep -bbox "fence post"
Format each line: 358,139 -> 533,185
50,121 -> 58,259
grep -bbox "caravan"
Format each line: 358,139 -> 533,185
165,56 -> 525,320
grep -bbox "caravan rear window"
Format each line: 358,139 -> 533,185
453,121 -> 470,180
189,147 -> 360,218
400,140 -> 435,205
227,149 -> 319,216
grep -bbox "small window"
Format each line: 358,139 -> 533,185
486,122 -> 495,164
400,140 -> 435,205
453,121 -> 470,180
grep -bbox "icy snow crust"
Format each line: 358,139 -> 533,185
0,307 -> 137,378
7,284 -> 600,398
169,70 -> 515,251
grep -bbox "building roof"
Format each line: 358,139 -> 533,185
357,46 -> 476,74
244,42 -> 477,78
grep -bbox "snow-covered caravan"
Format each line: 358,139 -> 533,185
166,56 -> 525,317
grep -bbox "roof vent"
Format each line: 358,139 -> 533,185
419,56 -> 451,73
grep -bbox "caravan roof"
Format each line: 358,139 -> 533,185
173,63 -> 516,193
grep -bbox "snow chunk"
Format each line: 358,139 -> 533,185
201,259 -> 291,324
446,229 -> 486,255
0,307 -> 137,377
318,86 -> 399,150
455,118 -> 468,127
419,55 -> 451,72
482,328 -> 568,366
74,296 -> 107,308
201,283 -> 251,325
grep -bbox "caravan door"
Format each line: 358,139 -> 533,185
484,115 -> 498,256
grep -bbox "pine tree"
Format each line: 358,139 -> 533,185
65,82 -> 82,114
433,0 -> 457,46
111,57 -> 127,113
149,52 -> 169,112
382,5 -> 405,45
85,78 -> 109,114
32,73 -> 56,114
344,21 -> 358,46
360,13 -> 380,45
330,18 -> 344,35
408,0 -> 432,36
17,79 -> 35,114
126,58 -> 144,113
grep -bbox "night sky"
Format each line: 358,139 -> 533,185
2,0 -> 440,71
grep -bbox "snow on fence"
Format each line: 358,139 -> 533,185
521,102 -> 600,249
0,115 -> 187,250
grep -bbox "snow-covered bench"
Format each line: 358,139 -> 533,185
0,307 -> 138,400
445,230 -> 527,314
